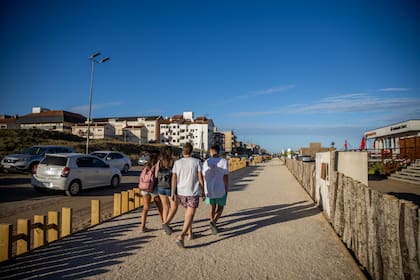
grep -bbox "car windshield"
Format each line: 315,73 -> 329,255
41,155 -> 67,166
91,152 -> 107,159
21,146 -> 47,156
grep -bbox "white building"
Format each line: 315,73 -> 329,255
94,116 -> 162,143
159,112 -> 215,151
72,123 -> 115,139
365,119 -> 420,151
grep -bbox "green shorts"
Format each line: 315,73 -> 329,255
205,194 -> 227,206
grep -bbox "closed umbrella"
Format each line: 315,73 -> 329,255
360,137 -> 366,150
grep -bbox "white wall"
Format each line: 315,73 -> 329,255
336,151 -> 368,185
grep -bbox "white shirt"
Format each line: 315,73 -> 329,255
172,157 -> 203,196
202,157 -> 229,199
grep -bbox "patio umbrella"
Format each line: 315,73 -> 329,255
344,139 -> 348,150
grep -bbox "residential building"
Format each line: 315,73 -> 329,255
364,119 -> 420,155
0,115 -> 19,129
221,131 -> 237,153
72,123 -> 115,139
300,142 -> 333,157
18,107 -> 86,133
94,116 -> 162,143
122,126 -> 148,144
213,131 -> 226,153
159,112 -> 215,151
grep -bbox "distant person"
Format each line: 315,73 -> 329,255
202,144 -> 229,234
157,146 -> 178,234
138,151 -> 163,232
171,143 -> 204,248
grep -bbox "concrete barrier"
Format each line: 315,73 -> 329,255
286,158 -> 420,280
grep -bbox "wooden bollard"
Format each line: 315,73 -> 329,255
16,219 -> 30,255
47,211 -> 59,243
91,200 -> 100,226
128,190 -> 135,211
134,188 -> 140,208
121,191 -> 129,213
113,193 -> 121,217
33,215 -> 46,249
0,224 -> 12,261
61,208 -> 72,237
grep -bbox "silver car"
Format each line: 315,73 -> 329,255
31,153 -> 121,196
90,151 -> 132,173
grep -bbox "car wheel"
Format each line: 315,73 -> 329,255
110,175 -> 120,187
123,164 -> 129,174
66,180 -> 81,196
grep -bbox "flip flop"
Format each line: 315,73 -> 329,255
209,222 -> 219,235
162,224 -> 173,235
176,239 -> 185,248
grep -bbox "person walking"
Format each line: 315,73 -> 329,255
202,144 -> 229,234
138,151 -> 163,232
171,143 -> 204,248
157,146 -> 178,234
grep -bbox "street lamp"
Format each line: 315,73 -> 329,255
86,52 -> 110,154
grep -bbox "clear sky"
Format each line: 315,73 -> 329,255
1,0 -> 419,152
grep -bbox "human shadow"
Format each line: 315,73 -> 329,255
0,216 -> 152,279
188,200 -> 320,248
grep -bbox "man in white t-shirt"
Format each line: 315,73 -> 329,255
202,144 -> 229,234
171,143 -> 204,248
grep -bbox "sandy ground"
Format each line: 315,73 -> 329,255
0,158 -> 365,280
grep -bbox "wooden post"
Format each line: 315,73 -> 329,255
61,208 -> 72,237
16,219 -> 30,256
0,224 -> 12,261
121,191 -> 129,213
134,188 -> 140,208
33,215 -> 46,249
128,189 -> 135,211
47,211 -> 59,243
91,200 -> 100,226
113,193 -> 121,217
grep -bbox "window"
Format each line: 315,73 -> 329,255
41,156 -> 67,166
76,157 -> 94,168
93,157 -> 107,167
109,153 -> 123,159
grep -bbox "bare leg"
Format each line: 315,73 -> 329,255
210,204 -> 216,223
159,195 -> 170,223
164,197 -> 178,225
153,196 -> 164,223
141,195 -> 151,232
213,205 -> 225,223
178,207 -> 196,241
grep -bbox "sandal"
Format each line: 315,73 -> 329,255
176,239 -> 185,248
162,224 -> 173,235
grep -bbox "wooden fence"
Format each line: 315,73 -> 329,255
229,158 -> 247,172
0,187 -> 143,263
285,158 -> 420,280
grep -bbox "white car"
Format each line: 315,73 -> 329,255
31,153 -> 121,196
90,151 -> 132,173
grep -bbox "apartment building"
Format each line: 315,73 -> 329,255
94,116 -> 162,143
159,112 -> 215,151
18,107 -> 86,133
221,130 -> 237,153
72,123 -> 116,139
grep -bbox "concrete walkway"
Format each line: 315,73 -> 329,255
0,158 -> 365,280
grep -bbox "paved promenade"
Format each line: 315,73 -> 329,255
0,158 -> 365,279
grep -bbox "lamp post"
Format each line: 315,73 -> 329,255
86,52 -> 110,154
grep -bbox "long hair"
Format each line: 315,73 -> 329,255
161,146 -> 174,168
147,150 -> 159,168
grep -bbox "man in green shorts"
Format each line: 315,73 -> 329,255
202,144 -> 229,234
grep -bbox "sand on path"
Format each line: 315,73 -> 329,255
0,158 -> 365,280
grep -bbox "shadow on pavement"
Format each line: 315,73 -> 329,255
189,200 -> 320,248
389,192 -> 420,206
0,217 -> 152,280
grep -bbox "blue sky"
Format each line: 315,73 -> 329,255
1,0 -> 419,152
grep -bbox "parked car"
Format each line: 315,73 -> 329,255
31,153 -> 121,196
90,151 -> 131,173
297,155 -> 314,162
1,145 -> 75,173
137,155 -> 150,166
